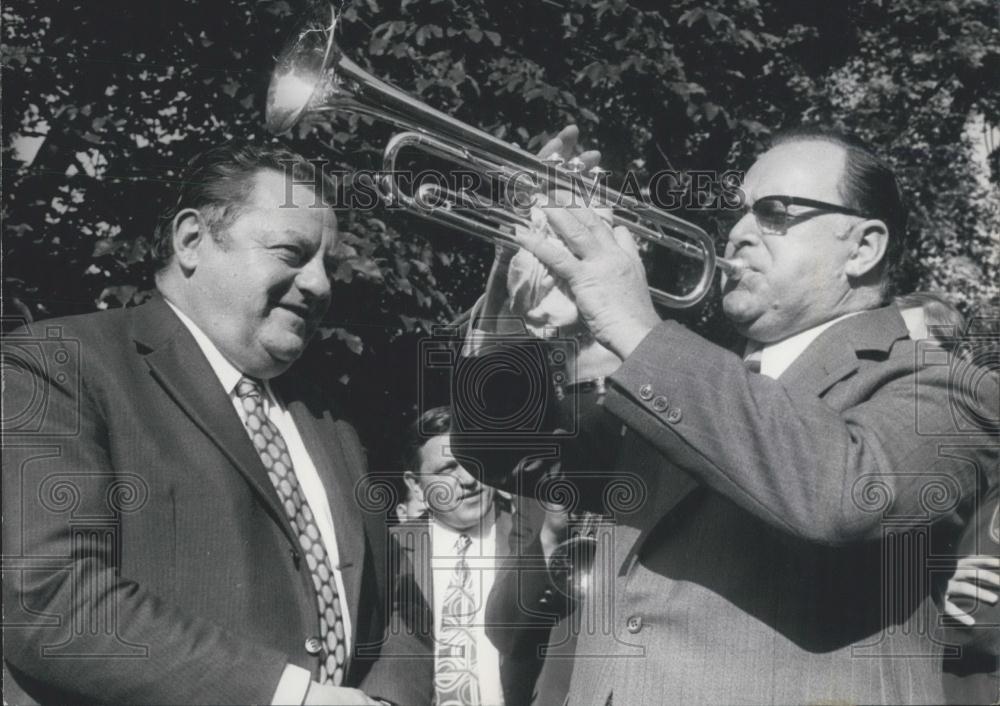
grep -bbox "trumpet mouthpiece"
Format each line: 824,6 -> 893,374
717,258 -> 747,280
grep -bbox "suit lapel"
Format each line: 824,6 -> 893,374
779,305 -> 910,398
394,520 -> 435,624
131,297 -> 298,547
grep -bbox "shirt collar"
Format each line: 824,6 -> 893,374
432,512 -> 497,554
746,311 -> 860,380
164,299 -> 245,396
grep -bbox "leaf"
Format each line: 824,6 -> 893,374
678,8 -> 704,27
334,328 -> 364,355
92,238 -> 118,257
333,260 -> 354,283
577,61 -> 606,84
97,285 -> 137,307
350,256 -> 384,281
263,1 -> 293,17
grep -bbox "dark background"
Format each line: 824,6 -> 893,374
3,0 -> 999,472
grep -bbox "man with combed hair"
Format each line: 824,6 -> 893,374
2,141 -> 425,705
455,127 -> 998,705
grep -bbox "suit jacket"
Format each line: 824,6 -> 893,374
453,305 -> 998,705
380,502 -> 555,706
2,296 -> 425,705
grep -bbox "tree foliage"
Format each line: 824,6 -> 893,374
4,0 -> 998,463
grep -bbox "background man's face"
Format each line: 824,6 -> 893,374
407,433 -> 495,532
191,169 -> 337,378
722,140 -> 860,343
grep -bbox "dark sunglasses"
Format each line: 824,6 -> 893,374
744,195 -> 867,235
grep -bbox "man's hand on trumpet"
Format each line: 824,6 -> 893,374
506,126 -> 634,382
512,194 -> 662,361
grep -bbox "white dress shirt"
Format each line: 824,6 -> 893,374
165,301 -> 351,704
431,518 -> 505,706
744,312 -> 860,379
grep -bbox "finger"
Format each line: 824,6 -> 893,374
554,125 -> 579,160
513,217 -> 580,280
947,580 -> 999,602
952,567 -> 1000,587
548,187 -> 603,217
579,149 -> 603,171
612,225 -> 641,261
943,600 -> 976,626
956,555 -> 1000,569
538,135 -> 565,160
543,206 -> 604,258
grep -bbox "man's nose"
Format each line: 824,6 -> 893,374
297,254 -> 332,302
726,212 -> 759,256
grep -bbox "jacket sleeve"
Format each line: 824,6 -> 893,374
603,320 -> 996,545
2,335 -> 288,705
449,337 -> 624,514
485,499 -> 570,657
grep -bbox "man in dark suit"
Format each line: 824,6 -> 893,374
2,142 -> 424,705
453,127 -> 998,704
383,406 -> 559,706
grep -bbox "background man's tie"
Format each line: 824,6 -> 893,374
435,533 -> 481,706
236,376 -> 347,685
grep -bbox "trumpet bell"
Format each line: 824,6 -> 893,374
266,9 -> 335,134
548,534 -> 598,606
266,5 -> 741,309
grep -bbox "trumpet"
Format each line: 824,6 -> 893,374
266,6 -> 745,308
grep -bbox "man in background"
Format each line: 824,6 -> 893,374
3,141 -> 423,705
388,406 -> 556,706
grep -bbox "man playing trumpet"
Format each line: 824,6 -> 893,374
457,127 -> 998,705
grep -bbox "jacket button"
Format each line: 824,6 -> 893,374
666,407 -> 682,424
304,637 -> 324,655
651,395 -> 669,412
638,384 -> 654,401
626,615 -> 643,634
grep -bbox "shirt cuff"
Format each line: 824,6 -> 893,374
271,664 -> 312,705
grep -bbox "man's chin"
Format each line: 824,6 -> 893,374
262,332 -> 311,368
722,294 -> 755,324
722,297 -> 766,338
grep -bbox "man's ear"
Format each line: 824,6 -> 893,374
171,208 -> 207,273
403,471 -> 424,502
844,218 -> 889,280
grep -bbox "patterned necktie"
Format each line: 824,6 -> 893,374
744,347 -> 763,374
435,533 -> 481,706
235,376 -> 347,685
